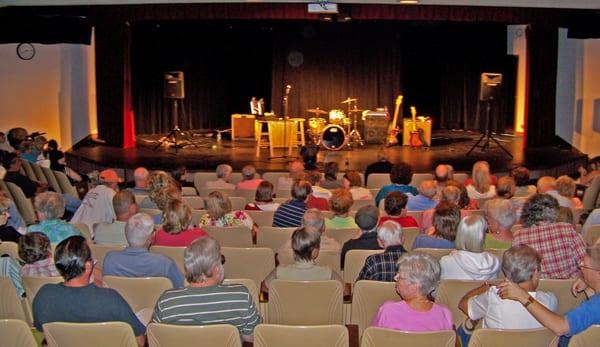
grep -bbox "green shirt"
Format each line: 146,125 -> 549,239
325,216 -> 358,229
484,234 -> 512,250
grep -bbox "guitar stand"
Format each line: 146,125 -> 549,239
466,100 -> 513,158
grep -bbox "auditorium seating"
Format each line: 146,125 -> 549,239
568,325 -> 600,347
181,196 -> 204,209
180,186 -> 198,196
245,210 -> 275,227
467,328 -> 558,347
0,277 -> 27,321
102,276 -> 172,314
350,280 -> 397,336
0,319 -> 37,347
277,248 -> 341,275
149,246 -> 185,273
221,247 -> 275,289
43,321 -> 138,347
222,278 -> 259,308
54,170 -> 79,200
350,199 -> 376,211
5,181 -> 36,225
254,324 -> 349,347
325,228 -> 360,245
203,225 -> 253,248
435,279 -> 485,328
413,247 -> 452,260
22,276 -> 62,321
361,327 -> 455,347
0,241 -> 20,260
89,244 -> 126,269
537,279 -> 586,315
147,323 -> 241,347
70,222 -> 93,241
343,250 -> 382,287
402,227 -> 420,250
40,166 -> 62,194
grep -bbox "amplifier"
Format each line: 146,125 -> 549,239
363,111 -> 389,144
231,114 -> 255,139
402,118 -> 432,147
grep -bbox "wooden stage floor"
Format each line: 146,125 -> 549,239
66,130 -> 587,180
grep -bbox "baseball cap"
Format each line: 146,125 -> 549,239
355,205 -> 380,231
99,169 -> 123,183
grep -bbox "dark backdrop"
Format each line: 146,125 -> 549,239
130,20 -> 515,135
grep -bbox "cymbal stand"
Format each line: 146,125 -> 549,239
349,106 -> 364,147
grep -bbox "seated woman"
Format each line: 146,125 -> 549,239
199,191 -> 254,230
421,185 -> 466,233
343,170 -> 372,201
458,245 -> 557,346
324,188 -> 357,229
153,199 -> 208,247
466,161 -> 497,200
556,175 -> 584,209
483,198 -> 516,249
19,232 -> 59,277
320,162 -> 344,190
412,202 -> 460,250
140,170 -> 180,209
440,214 -> 500,280
511,166 -> 537,198
263,227 -> 343,291
235,165 -> 263,190
371,252 -> 453,332
379,192 -> 419,228
244,181 -> 280,211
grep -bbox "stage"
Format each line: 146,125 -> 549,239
66,129 -> 587,182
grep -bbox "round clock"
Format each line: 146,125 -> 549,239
16,43 -> 35,60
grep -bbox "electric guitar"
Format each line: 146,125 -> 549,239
409,106 -> 424,149
386,95 -> 403,146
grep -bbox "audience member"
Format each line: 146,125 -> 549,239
276,160 -> 305,192
71,169 -> 122,232
440,215 -> 500,280
576,156 -> 600,186
407,180 -> 438,211
151,237 -> 261,342
458,245 -> 557,346
357,221 -> 407,282
47,139 -> 83,183
511,167 -> 537,198
374,162 -> 418,207
483,198 -> 516,249
103,213 -> 184,288
28,192 -> 81,244
244,181 -> 280,211
236,165 -> 262,190
278,209 -> 341,254
556,175 -> 584,209
0,190 -> 25,233
199,191 -> 254,229
371,252 -> 453,332
447,179 -> 478,210
581,208 -> 600,239
153,199 -> 209,247
140,170 -> 180,209
2,151 -> 47,198
413,201 -> 460,250
205,164 -> 235,190
32,236 -> 146,347
129,167 -> 150,195
320,162 -> 343,190
325,188 -> 357,229
0,132 -> 15,153
465,161 -> 497,200
498,244 -> 600,346
434,164 -> 454,189
512,193 -> 586,279
303,170 -> 330,211
379,192 -> 419,228
364,147 -> 393,183
341,205 -> 382,269
19,232 -> 59,277
558,206 -> 576,228
171,165 -> 193,188
344,170 -> 372,200
537,176 -> 573,208
94,190 -> 139,245
421,185 -> 462,233
273,180 -> 311,228
0,196 -> 22,242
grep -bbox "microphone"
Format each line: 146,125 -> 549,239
285,85 -> 292,94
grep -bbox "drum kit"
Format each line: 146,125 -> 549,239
306,98 -> 365,151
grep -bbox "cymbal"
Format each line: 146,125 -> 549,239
307,108 -> 328,115
341,97 -> 357,104
349,109 -> 364,113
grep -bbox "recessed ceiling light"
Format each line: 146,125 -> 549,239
399,0 -> 419,4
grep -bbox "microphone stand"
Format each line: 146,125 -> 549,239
269,85 -> 297,160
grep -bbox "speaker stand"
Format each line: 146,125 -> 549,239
466,100 -> 513,158
153,99 -> 200,153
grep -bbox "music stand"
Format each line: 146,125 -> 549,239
466,72 -> 513,158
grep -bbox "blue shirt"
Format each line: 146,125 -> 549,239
273,199 -> 307,228
102,248 -> 184,288
565,293 -> 600,337
7,200 -> 25,231
374,184 -> 418,208
27,219 -> 81,244
412,235 -> 455,250
406,194 -> 438,212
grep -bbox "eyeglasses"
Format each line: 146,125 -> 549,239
221,254 -> 226,265
578,261 -> 600,272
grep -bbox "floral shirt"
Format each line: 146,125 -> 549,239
198,211 -> 254,229
20,257 -> 60,278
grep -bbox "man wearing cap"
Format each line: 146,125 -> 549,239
71,169 -> 123,234
340,205 -> 382,269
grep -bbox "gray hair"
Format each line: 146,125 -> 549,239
133,167 -> 149,183
455,214 -> 487,253
216,164 -> 233,179
184,237 -> 222,283
241,165 -> 256,180
418,180 -> 437,199
397,251 -> 441,296
34,191 -> 65,220
502,245 -> 541,283
302,208 -> 325,233
125,213 -> 155,248
377,220 -> 403,248
520,193 -> 559,227
485,199 -> 516,230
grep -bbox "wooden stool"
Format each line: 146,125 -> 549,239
290,118 -> 306,147
255,120 -> 272,157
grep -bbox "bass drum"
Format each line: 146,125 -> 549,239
321,124 -> 347,151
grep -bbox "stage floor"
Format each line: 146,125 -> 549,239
66,130 -> 587,181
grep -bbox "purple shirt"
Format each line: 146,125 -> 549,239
371,300 -> 454,332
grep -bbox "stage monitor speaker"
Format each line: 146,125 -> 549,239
164,71 -> 185,99
364,114 -> 388,144
479,72 -> 502,101
403,118 -> 432,147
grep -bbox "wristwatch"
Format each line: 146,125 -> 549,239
522,295 -> 536,308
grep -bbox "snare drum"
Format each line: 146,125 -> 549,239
328,109 -> 346,126
321,124 -> 347,151
308,118 -> 327,135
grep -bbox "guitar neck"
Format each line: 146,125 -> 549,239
390,96 -> 402,130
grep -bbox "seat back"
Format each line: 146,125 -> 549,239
254,324 -> 348,347
30,162 -> 48,184
261,172 -> 288,188
190,209 -> 208,226
198,187 -> 236,198
93,222 -> 127,246
70,222 -> 93,241
277,249 -> 341,275
325,228 -> 360,245
435,279 -> 484,328
413,248 -> 452,261
182,196 -> 204,209
366,174 -> 391,189
149,246 -> 186,274
40,166 -> 62,194
221,247 -> 275,289
0,241 -> 20,259
43,321 -> 138,347
343,250 -> 382,286
5,182 -> 36,225
102,276 -> 173,313
0,277 -> 26,320
89,244 -> 126,270
275,189 -> 291,199
268,280 -> 343,325
468,328 -> 559,347
222,278 -> 259,307
582,176 -> 600,211
0,180 -> 14,201
22,276 -> 63,317
147,323 -> 241,347
361,327 -> 455,347
203,226 -> 253,248
568,325 -> 600,347
410,173 -> 435,187
350,280 -> 398,336
193,172 -> 217,192
350,199 -> 376,212
229,197 -> 247,211
139,208 -> 162,218
54,170 -> 79,199
245,210 -> 275,227
133,194 -> 148,205
256,227 -> 295,253
181,186 -> 198,196
20,160 -> 38,182
234,189 -> 257,203
402,227 -> 419,251
406,210 -> 424,225
537,279 -> 586,315
0,319 -> 37,347
584,224 -> 600,246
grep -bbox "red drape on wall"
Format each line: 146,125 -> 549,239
122,23 -> 136,149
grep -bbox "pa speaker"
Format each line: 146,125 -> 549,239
164,71 -> 185,99
479,72 -> 502,102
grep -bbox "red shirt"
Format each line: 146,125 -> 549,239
379,216 -> 419,228
152,227 -> 209,247
306,195 -> 330,211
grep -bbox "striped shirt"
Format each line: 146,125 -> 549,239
272,199 -> 307,228
151,284 -> 261,336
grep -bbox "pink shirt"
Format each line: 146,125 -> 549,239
371,300 -> 454,332
236,179 -> 263,190
152,227 -> 209,247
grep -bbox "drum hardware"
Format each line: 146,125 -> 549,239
341,97 -> 358,104
307,108 -> 328,115
329,109 -> 346,126
321,124 -> 347,151
340,98 -> 364,149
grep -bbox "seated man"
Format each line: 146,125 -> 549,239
357,220 -> 407,282
94,190 -> 139,245
205,164 -> 235,190
273,180 -> 311,228
2,151 -> 46,198
71,169 -> 122,233
374,162 -> 418,208
341,205 -> 382,269
27,192 -> 81,244
128,167 -> 150,195
33,236 -> 146,347
536,176 -> 573,208
151,237 -> 261,343
103,213 -> 184,288
407,180 -> 438,211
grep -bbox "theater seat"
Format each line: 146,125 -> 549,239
467,328 -> 558,347
221,247 -> 275,289
350,280 -> 397,336
568,325 -> 600,347
254,324 -> 348,347
147,323 -> 241,347
435,279 -> 484,328
43,321 -> 138,347
102,276 -> 172,315
203,225 -> 253,248
361,327 -> 455,347
0,319 -> 37,347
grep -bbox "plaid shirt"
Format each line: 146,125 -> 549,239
357,244 -> 407,282
513,222 -> 586,279
20,257 -> 60,278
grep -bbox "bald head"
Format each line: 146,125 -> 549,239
134,167 -> 149,189
434,164 -> 453,184
288,160 -> 305,174
419,180 -> 438,199
537,176 -> 557,193
302,208 -> 325,233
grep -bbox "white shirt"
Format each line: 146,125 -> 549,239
468,286 -> 557,329
546,190 -> 573,208
466,184 -> 497,199
440,250 -> 500,280
70,184 -> 117,235
349,187 -> 373,201
312,186 -> 333,199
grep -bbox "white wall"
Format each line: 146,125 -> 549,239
0,37 -> 97,149
556,29 -> 600,158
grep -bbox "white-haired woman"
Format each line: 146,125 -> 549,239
236,165 -> 263,190
199,191 -> 254,230
466,161 -> 496,200
371,252 -> 453,332
440,214 -> 500,280
484,199 -> 517,249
